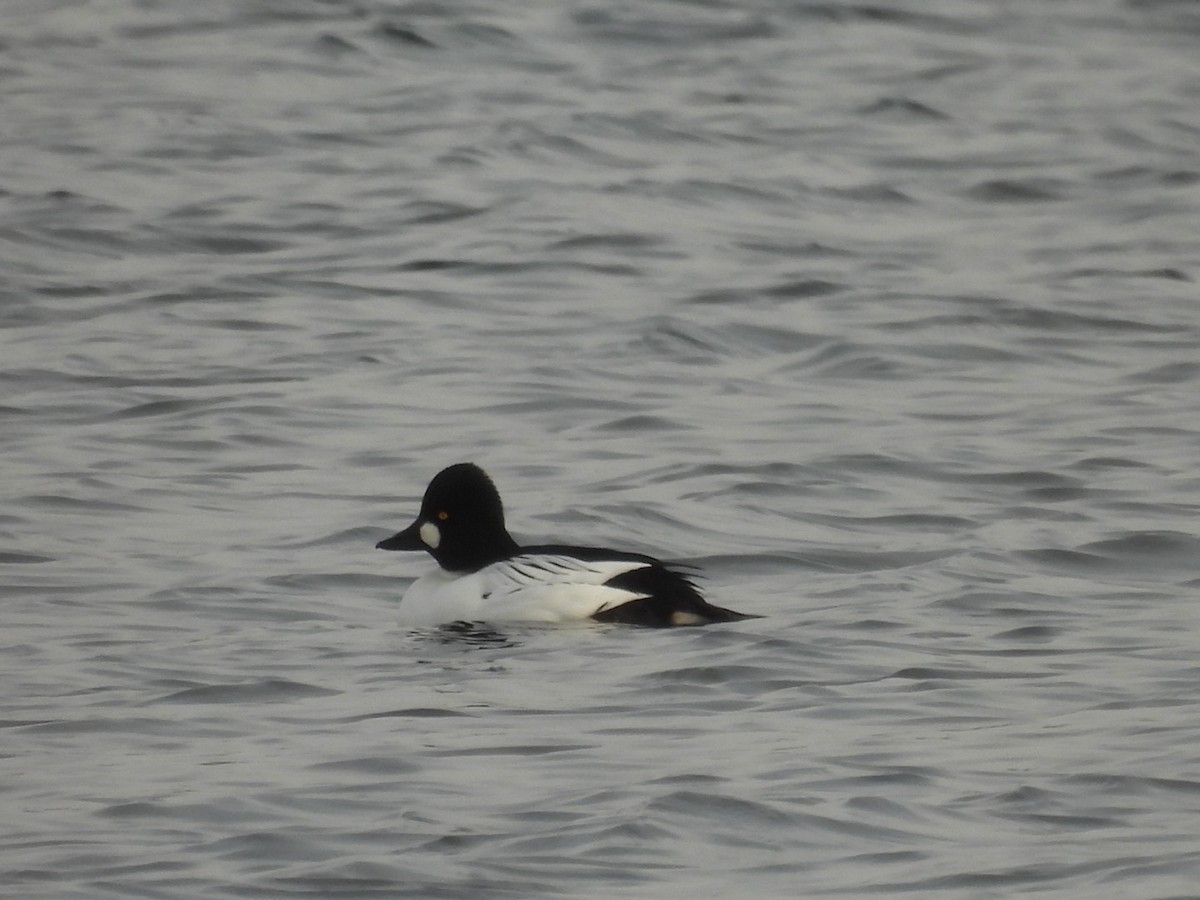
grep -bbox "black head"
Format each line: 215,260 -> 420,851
375,463 -> 518,572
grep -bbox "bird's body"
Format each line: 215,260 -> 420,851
375,463 -> 753,628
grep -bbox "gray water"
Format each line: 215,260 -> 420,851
4,1 -> 1200,897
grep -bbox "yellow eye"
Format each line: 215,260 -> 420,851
437,511 -> 449,521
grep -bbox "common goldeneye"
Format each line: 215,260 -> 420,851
375,463 -> 753,627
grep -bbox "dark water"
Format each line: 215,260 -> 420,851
3,1 -> 1200,897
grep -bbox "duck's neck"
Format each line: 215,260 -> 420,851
436,528 -> 520,573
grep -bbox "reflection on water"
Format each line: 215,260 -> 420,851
430,621 -> 525,649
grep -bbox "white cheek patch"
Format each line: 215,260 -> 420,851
419,521 -> 441,549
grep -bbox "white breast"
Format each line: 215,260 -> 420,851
398,554 -> 651,626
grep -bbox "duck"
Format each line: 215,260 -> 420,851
375,463 -> 754,627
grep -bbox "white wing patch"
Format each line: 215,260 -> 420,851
479,554 -> 652,621
398,554 -> 657,626
488,554 -> 643,588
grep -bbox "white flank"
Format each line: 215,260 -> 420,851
398,553 -> 652,626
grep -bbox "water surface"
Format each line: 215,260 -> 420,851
3,1 -> 1200,897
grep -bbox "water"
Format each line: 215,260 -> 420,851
3,0 -> 1200,896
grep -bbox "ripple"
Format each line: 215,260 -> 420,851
860,97 -> 951,120
154,679 -> 341,704
373,21 -> 438,49
647,789 -> 796,828
308,756 -> 421,775
0,552 -> 54,564
966,178 -> 1066,202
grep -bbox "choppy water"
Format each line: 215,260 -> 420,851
4,1 -> 1200,897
